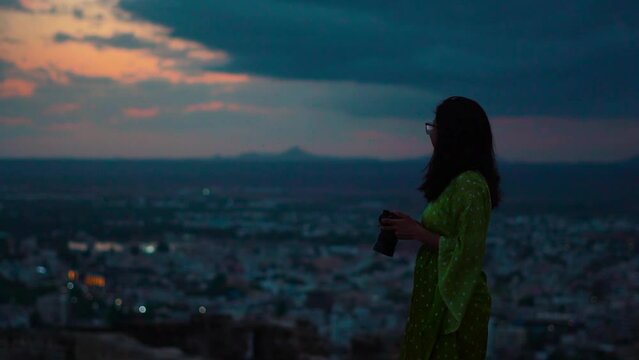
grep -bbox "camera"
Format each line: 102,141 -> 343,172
373,209 -> 401,257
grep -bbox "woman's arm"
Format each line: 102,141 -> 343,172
380,211 -> 442,250
437,173 -> 492,334
415,225 -> 441,251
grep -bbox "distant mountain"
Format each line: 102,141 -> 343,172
1,152 -> 638,214
236,145 -> 318,160
217,145 -> 381,162
219,146 -> 639,165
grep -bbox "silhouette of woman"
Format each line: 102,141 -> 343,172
380,96 -> 502,359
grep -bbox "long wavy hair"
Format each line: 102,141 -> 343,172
417,96 -> 502,209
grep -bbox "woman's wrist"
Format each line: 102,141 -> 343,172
418,226 -> 440,251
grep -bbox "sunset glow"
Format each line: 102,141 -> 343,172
0,0 -> 636,162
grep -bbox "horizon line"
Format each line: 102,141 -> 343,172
0,155 -> 636,165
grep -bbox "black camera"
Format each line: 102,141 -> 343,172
373,209 -> 401,257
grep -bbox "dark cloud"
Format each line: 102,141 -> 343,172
53,33 -> 74,43
115,0 -> 638,118
53,32 -> 154,50
72,8 -> 84,19
0,59 -> 12,77
0,0 -> 20,10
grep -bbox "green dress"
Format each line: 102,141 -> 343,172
398,170 -> 493,360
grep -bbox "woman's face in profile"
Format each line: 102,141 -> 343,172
429,121 -> 438,148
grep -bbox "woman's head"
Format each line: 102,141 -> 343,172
418,96 -> 502,208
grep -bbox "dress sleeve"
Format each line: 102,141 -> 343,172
437,173 -> 492,334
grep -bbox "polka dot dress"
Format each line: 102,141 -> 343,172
398,170 -> 493,360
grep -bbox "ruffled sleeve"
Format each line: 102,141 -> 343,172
437,172 -> 492,334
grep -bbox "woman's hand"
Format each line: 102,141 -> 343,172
379,210 -> 441,249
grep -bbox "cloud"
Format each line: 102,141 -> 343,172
17,0 -> 51,12
175,73 -> 249,85
0,78 -> 36,97
183,101 -> 225,113
0,116 -> 31,126
122,106 -> 159,118
0,2 -> 248,86
183,100 -> 285,116
0,0 -> 21,10
53,31 -> 155,50
46,120 -> 91,132
44,102 -> 80,114
118,0 -> 639,118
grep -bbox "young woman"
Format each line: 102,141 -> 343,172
380,96 -> 502,359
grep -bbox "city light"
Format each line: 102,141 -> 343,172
142,244 -> 156,254
67,270 -> 77,281
84,274 -> 106,287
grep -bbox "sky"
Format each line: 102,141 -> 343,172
0,0 -> 637,162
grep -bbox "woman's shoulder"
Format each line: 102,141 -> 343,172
450,170 -> 490,198
452,170 -> 486,187
434,170 -> 488,206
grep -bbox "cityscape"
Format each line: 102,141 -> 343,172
0,158 -> 637,359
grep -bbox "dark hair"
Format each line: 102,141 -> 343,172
417,96 -> 502,209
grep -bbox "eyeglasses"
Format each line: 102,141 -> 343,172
425,122 -> 436,135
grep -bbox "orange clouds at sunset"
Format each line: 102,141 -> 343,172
1,0 -> 637,162
183,101 -> 287,116
183,101 -> 226,113
0,0 -> 249,86
0,78 -> 36,98
18,0 -> 52,11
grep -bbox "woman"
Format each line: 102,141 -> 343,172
380,96 -> 502,359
